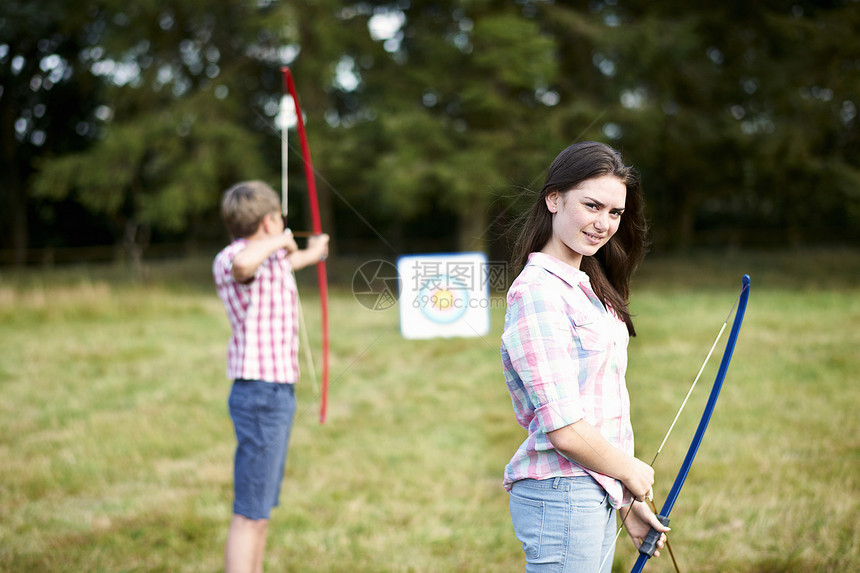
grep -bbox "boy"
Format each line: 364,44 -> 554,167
213,181 -> 329,573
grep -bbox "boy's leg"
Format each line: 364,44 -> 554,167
227,381 -> 295,572
225,514 -> 269,573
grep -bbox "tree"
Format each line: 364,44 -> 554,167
26,0 -> 378,265
560,0 -> 860,249
28,1 -> 285,269
8,0 -> 859,266
0,0 -> 104,263
316,1 -> 561,254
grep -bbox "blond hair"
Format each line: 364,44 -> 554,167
220,181 -> 281,239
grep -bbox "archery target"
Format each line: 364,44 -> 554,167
397,252 -> 491,339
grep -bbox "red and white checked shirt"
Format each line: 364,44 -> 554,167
213,239 -> 299,384
501,252 -> 634,509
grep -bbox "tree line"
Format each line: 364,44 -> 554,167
2,0 -> 858,266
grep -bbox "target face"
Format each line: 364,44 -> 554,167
397,253 -> 492,339
417,276 -> 469,324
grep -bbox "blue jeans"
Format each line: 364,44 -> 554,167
510,476 -> 617,573
228,380 -> 296,520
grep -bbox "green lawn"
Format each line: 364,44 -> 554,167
0,249 -> 857,572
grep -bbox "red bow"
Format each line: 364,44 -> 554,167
281,66 -> 331,424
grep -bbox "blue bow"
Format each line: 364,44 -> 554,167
631,274 -> 751,573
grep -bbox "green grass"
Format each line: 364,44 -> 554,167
0,249 -> 857,572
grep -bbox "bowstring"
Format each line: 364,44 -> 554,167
651,285 -> 746,467
280,98 -> 322,400
294,283 -> 320,396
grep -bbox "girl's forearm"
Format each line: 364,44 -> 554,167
548,419 -> 654,499
548,419 -> 634,481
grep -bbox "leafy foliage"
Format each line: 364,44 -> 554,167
3,0 -> 858,262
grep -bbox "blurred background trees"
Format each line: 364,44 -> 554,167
2,0 -> 857,266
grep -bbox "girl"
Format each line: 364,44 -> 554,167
501,141 -> 668,571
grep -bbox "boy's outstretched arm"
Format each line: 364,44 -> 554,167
232,230 -> 298,283
288,233 -> 329,271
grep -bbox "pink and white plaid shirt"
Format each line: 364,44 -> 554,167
501,252 -> 634,509
213,239 -> 299,384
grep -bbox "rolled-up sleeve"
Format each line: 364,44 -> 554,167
502,285 -> 585,435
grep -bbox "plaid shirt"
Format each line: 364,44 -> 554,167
501,252 -> 634,509
213,239 -> 299,384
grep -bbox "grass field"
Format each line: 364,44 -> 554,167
0,249 -> 857,572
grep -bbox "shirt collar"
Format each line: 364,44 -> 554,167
526,252 -> 590,289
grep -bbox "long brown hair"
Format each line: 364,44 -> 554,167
512,142 -> 648,335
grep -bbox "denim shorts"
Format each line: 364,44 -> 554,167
228,380 -> 297,520
509,476 -> 617,573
